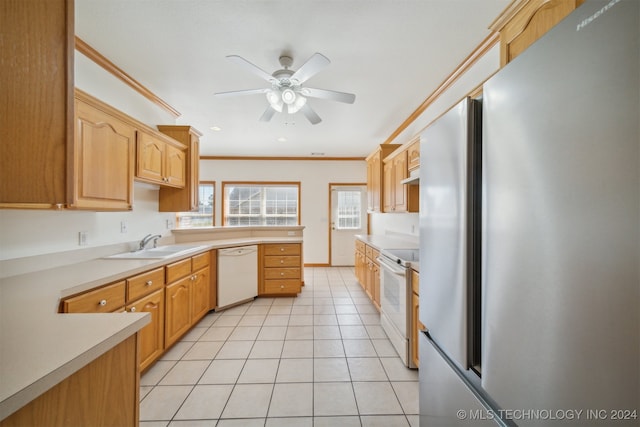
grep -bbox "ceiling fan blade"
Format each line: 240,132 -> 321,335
259,106 -> 277,122
214,88 -> 269,97
290,53 -> 330,84
300,103 -> 322,125
226,55 -> 275,83
302,87 -> 355,104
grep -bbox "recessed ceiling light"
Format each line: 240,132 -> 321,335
277,137 -> 287,142
210,126 -> 221,131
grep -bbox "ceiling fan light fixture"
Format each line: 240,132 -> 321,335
281,88 -> 296,105
287,94 -> 307,114
266,89 -> 283,112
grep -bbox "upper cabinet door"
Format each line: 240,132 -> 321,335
72,94 -> 135,210
137,130 -> 166,183
164,144 -> 186,187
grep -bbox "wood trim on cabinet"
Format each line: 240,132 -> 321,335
75,37 -> 181,118
381,31 -> 500,146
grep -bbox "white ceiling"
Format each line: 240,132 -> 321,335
75,0 -> 509,158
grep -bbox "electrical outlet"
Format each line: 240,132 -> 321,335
166,219 -> 174,229
120,221 -> 128,233
78,231 -> 88,246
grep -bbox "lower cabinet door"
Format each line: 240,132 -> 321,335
191,266 -> 210,324
127,288 -> 165,371
165,277 -> 191,348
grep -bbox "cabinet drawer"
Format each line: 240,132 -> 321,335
166,258 -> 192,282
191,252 -> 210,271
355,240 -> 365,253
371,248 -> 380,263
264,279 -> 301,294
365,245 -> 374,259
264,255 -> 300,268
264,244 -> 300,256
127,267 -> 165,302
264,267 -> 301,280
62,281 -> 126,313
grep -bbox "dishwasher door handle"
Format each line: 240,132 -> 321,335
219,246 -> 258,256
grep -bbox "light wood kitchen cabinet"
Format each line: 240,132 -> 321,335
164,275 -> 193,348
191,262 -> 211,322
490,0 -> 584,66
61,281 -> 126,313
165,253 -> 211,347
1,0 -> 135,213
355,240 -> 367,289
0,334 -> 139,427
366,246 -> 381,310
411,269 -> 424,368
354,240 -> 381,311
0,0 -> 73,209
366,144 -> 401,212
136,129 -> 186,188
72,91 -> 136,210
407,139 -> 420,171
383,150 -> 419,213
157,125 -> 203,212
260,243 -> 303,296
124,267 -> 165,371
126,288 -> 164,372
126,267 -> 165,302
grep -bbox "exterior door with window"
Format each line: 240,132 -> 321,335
330,185 -> 367,266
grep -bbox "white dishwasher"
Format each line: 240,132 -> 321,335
217,245 -> 258,309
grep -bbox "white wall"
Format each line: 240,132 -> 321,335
0,52 -> 179,261
368,44 -> 501,238
200,159 -> 366,265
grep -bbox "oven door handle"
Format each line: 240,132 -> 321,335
377,257 -> 407,275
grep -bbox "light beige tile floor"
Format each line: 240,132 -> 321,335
140,267 -> 419,427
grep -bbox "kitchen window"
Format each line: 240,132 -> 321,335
176,182 -> 215,228
222,182 -> 300,226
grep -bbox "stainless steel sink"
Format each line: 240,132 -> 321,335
104,244 -> 208,259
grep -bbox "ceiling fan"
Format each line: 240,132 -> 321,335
214,53 -> 356,125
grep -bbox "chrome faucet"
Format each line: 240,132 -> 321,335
139,234 -> 162,250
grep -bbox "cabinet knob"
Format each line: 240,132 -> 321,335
99,299 -> 107,306
280,272 -> 285,276
130,307 -> 136,312
280,260 -> 284,264
191,274 -> 197,281
280,247 -> 285,252
280,285 -> 284,289
146,280 -> 153,286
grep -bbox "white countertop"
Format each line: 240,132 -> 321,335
0,235 -> 302,421
355,234 -> 420,272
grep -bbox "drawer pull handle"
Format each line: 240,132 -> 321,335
99,299 -> 107,306
146,280 -> 153,286
280,272 -> 285,276
280,285 -> 284,289
130,307 -> 136,312
280,260 -> 284,264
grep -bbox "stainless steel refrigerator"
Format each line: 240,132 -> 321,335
418,1 -> 639,426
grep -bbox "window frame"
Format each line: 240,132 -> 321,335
175,181 -> 215,228
221,181 -> 301,227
